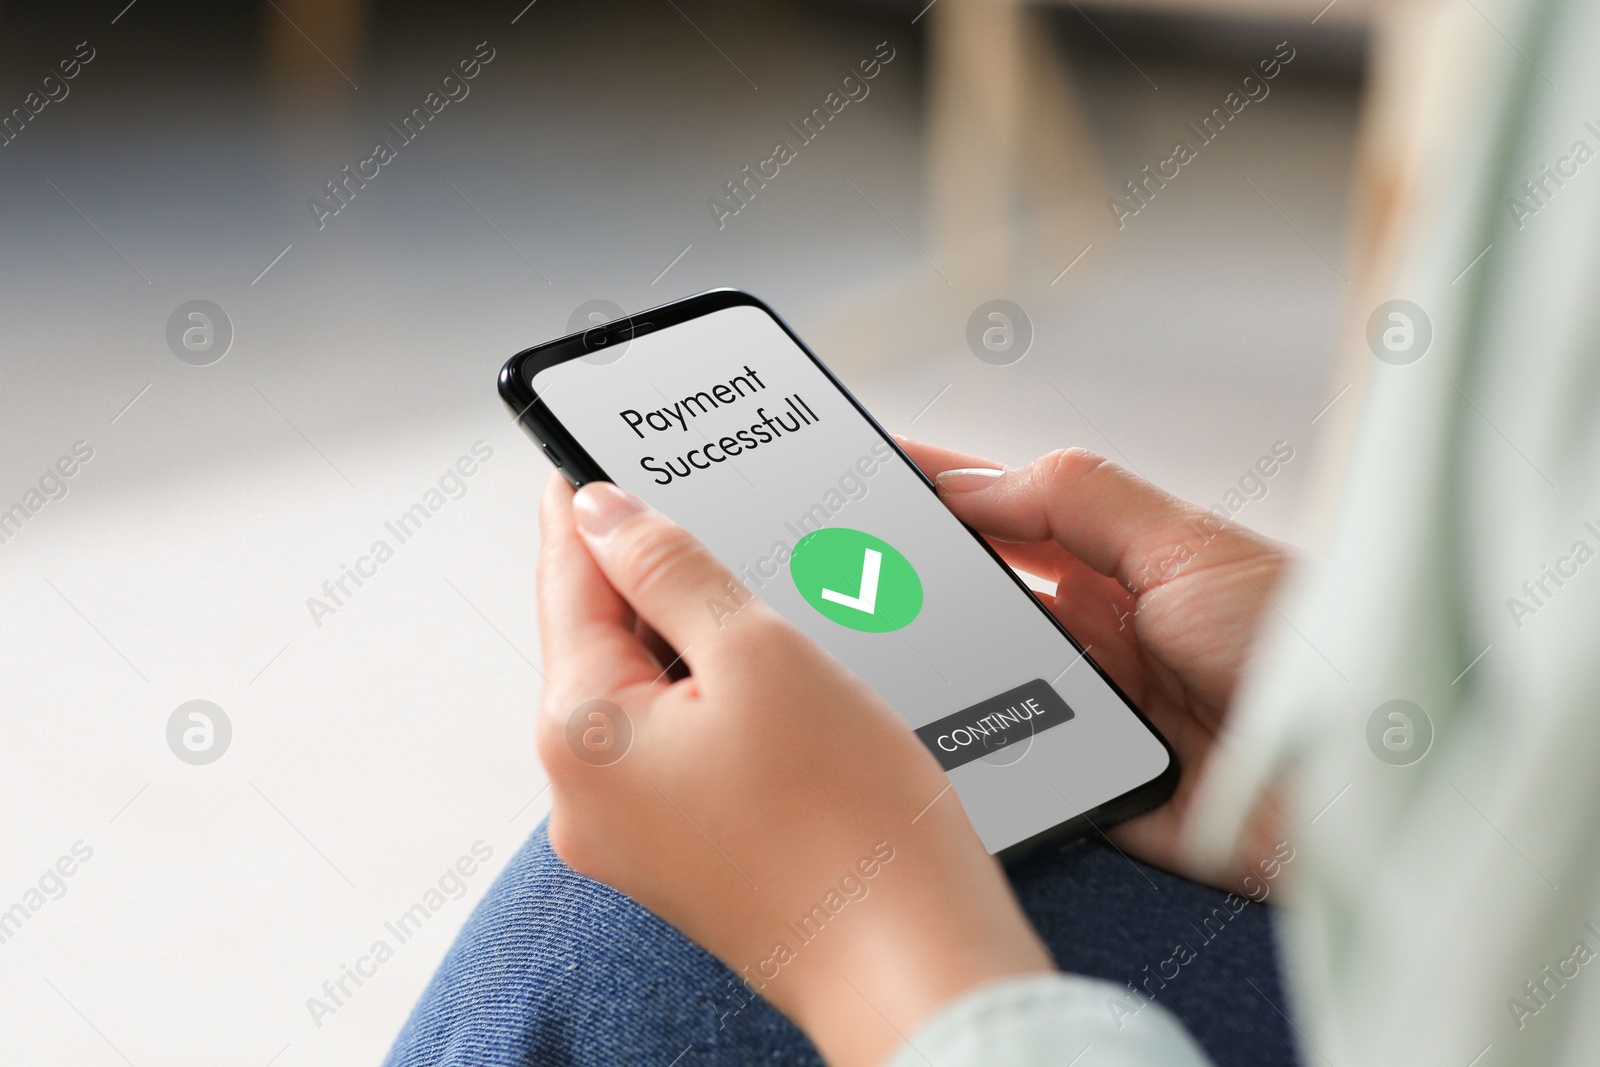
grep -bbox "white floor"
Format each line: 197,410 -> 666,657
0,5 -> 1359,1063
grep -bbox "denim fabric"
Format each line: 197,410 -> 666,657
385,822 -> 1295,1067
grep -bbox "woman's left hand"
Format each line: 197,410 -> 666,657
535,473 -> 1053,1067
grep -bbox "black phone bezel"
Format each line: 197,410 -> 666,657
498,287 -> 1179,864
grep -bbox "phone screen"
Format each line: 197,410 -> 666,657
528,301 -> 1172,855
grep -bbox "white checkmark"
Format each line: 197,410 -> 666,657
820,548 -> 882,614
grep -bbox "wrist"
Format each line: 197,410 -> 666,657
795,929 -> 1053,1067
776,859 -> 1054,1066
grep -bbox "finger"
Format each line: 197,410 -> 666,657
572,482 -> 767,661
896,436 -> 1003,484
987,539 -> 1146,699
926,448 -> 1271,596
982,536 -> 1066,581
537,471 -> 664,698
898,436 -> 1139,620
899,438 -> 1132,605
900,438 -> 1084,579
1049,562 -> 1146,675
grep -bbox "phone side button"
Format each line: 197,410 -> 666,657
542,442 -> 582,487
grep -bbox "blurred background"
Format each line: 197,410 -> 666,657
0,0 -> 1381,1062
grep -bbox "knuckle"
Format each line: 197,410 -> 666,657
1039,447 -> 1110,487
614,521 -> 704,601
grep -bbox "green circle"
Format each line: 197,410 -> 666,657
790,528 -> 923,633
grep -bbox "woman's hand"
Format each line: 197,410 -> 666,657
536,472 -> 1053,1067
899,441 -> 1290,893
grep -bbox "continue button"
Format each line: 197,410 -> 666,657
914,679 -> 1075,772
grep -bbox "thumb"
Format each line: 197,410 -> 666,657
571,482 -> 764,664
931,448 -> 1271,596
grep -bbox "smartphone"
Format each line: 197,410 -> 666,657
500,289 -> 1176,860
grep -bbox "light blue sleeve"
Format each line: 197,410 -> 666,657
884,973 -> 1214,1067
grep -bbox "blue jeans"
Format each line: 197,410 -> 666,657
385,822 -> 1295,1066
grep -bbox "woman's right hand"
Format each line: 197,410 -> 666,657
900,441 -> 1291,893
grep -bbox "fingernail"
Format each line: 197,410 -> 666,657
935,467 -> 1005,493
573,482 -> 646,537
